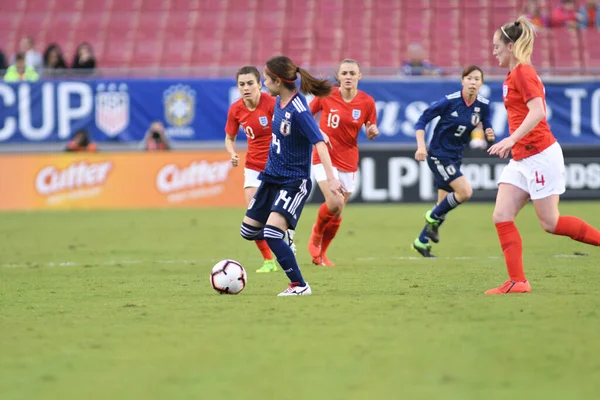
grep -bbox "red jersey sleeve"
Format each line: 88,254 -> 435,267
224,104 -> 239,136
514,66 -> 544,104
365,98 -> 377,125
309,96 -> 322,115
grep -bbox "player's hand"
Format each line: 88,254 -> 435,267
366,121 -> 379,140
485,128 -> 495,142
230,153 -> 240,167
414,146 -> 428,161
328,177 -> 346,196
320,130 -> 333,149
487,136 -> 515,159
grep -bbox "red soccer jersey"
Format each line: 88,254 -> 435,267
225,92 -> 275,171
310,89 -> 377,172
503,64 -> 556,161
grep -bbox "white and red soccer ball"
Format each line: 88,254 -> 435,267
210,260 -> 247,294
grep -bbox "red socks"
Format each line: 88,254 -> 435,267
321,217 -> 342,255
255,240 -> 273,260
495,221 -> 526,282
314,202 -> 337,236
553,216 -> 600,246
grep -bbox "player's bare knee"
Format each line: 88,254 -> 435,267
325,197 -> 342,214
456,187 -> 473,202
493,209 -> 514,224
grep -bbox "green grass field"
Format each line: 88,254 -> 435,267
1,203 -> 600,400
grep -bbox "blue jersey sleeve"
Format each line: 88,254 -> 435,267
481,103 -> 492,131
414,97 -> 449,130
294,109 -> 324,145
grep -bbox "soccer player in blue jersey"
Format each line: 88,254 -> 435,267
239,56 -> 345,296
412,66 -> 495,257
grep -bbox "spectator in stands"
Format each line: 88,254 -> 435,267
551,0 -> 578,28
65,129 -> 97,152
142,121 -> 171,151
578,1 -> 600,28
3,53 -> 39,82
43,43 -> 68,78
401,43 -> 442,76
11,36 -> 43,72
523,0 -> 550,28
72,42 -> 96,75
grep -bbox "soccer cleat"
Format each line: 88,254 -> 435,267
277,282 -> 312,296
256,259 -> 278,273
308,224 -> 322,259
412,239 -> 436,258
485,280 -> 531,295
424,210 -> 441,243
321,253 -> 335,267
285,229 -> 297,256
311,255 -> 325,266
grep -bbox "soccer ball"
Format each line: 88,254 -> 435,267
210,260 -> 247,294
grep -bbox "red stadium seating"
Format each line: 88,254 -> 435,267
0,0 -> 594,74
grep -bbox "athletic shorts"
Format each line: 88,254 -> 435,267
312,163 -> 357,193
426,156 -> 463,192
497,142 -> 566,200
246,179 -> 312,229
244,168 -> 261,188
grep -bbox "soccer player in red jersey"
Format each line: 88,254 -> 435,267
486,16 -> 600,294
225,66 -> 282,273
307,59 -> 379,266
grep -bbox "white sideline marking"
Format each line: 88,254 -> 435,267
0,254 -> 587,269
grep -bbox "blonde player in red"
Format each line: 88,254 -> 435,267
225,66 -> 281,273
486,16 -> 600,294
307,59 -> 379,266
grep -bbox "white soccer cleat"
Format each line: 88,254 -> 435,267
277,282 -> 312,296
285,229 -> 297,256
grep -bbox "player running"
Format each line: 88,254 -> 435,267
307,59 -> 379,266
226,66 -> 286,273
412,65 -> 494,257
485,16 -> 600,294
239,56 -> 344,296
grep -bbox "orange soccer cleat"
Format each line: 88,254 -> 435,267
485,280 -> 531,295
320,253 -> 335,267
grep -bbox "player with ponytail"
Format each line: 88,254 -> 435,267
485,16 -> 600,294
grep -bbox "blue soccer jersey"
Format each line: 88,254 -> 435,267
260,92 -> 324,184
415,91 -> 492,160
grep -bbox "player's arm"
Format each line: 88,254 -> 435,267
509,97 -> 545,142
481,103 -> 495,142
224,108 -> 240,167
309,96 -> 322,116
414,98 -> 447,161
365,99 -> 379,140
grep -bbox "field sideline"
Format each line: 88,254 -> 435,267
1,203 -> 600,399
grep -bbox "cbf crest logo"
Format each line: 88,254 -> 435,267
259,116 -> 269,127
471,112 -> 480,126
95,83 -> 130,137
164,84 -> 195,127
352,109 -> 361,121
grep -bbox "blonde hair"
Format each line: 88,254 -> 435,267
334,58 -> 361,84
498,15 -> 536,65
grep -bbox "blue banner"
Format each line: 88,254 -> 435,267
1,78 -> 599,145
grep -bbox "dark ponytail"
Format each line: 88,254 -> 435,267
265,56 -> 333,97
